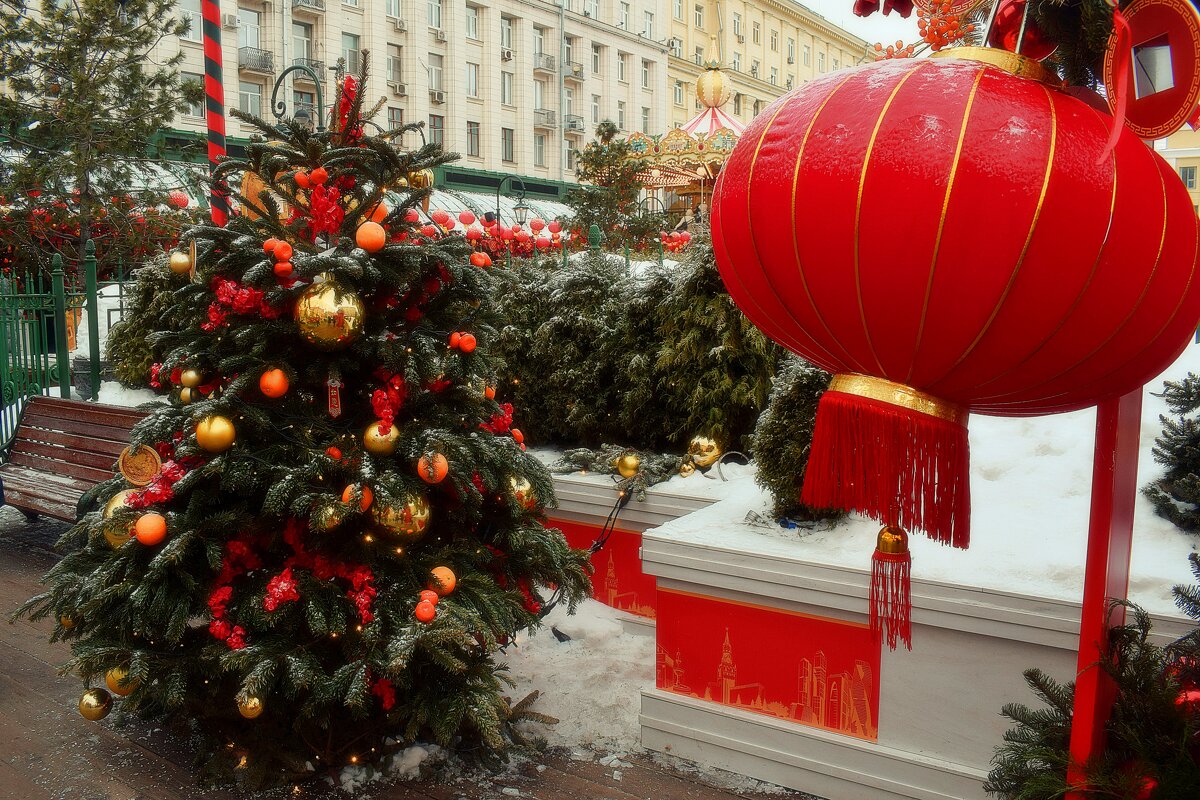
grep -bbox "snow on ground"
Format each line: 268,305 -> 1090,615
94,381 -> 160,408
651,343 -> 1200,617
71,284 -> 127,359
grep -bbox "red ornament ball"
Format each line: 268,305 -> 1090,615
414,600 -> 437,623
273,261 -> 293,278
273,240 -> 293,261
448,332 -> 462,349
419,589 -> 439,605
263,237 -> 279,254
470,252 -> 492,268
404,208 -> 421,223
417,452 -> 449,484
356,221 -> 387,252
294,170 -> 311,189
325,446 -> 343,459
309,166 -> 328,186
458,333 -> 477,353
259,368 -> 289,398
987,0 -> 1056,61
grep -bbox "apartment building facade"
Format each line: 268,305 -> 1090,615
1156,128 -> 1200,214
168,0 -> 669,193
664,0 -> 868,130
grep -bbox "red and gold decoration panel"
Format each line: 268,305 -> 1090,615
553,518 -> 657,619
656,588 -> 881,741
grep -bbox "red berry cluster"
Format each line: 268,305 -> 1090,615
918,4 -> 975,51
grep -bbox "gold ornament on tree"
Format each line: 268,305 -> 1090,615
362,422 -> 400,456
180,368 -> 203,388
687,435 -> 723,468
372,494 -> 432,543
168,250 -> 193,275
179,387 -> 197,404
103,488 -> 137,519
509,476 -> 538,511
615,451 -> 642,479
58,614 -> 77,630
117,444 -> 161,487
105,666 -> 139,697
78,688 -> 113,721
196,415 -> 236,453
102,488 -> 137,549
678,460 -> 696,477
293,278 -> 365,351
237,694 -> 264,719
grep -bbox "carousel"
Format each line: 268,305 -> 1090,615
625,59 -> 745,219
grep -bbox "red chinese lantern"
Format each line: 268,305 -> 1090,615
712,52 -> 1200,648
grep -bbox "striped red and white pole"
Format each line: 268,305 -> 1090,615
201,0 -> 230,226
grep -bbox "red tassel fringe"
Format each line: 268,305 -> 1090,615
871,550 -> 912,651
800,390 -> 971,548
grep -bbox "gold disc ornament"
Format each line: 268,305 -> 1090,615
196,415 -> 236,453
616,451 -> 641,479
105,666 -> 139,697
238,694 -> 264,719
363,422 -> 400,456
372,494 -> 431,543
687,436 -> 723,468
78,688 -> 113,721
118,445 -> 162,487
293,279 -> 365,351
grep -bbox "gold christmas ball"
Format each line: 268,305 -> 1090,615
616,452 -> 641,479
509,476 -> 538,511
687,435 -> 723,468
105,666 -> 139,697
679,460 -> 696,477
102,489 -> 137,519
293,279 -> 365,351
196,415 -> 236,453
313,504 -> 341,532
179,387 -> 197,404
363,421 -> 400,456
168,250 -> 193,275
78,688 -> 113,721
104,523 -> 133,549
372,494 -> 431,543
59,614 -> 77,629
180,368 -> 203,388
238,694 -> 264,719
406,168 -> 435,190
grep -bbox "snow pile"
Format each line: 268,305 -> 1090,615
71,284 -> 127,359
335,744 -> 441,793
652,344 -> 1200,616
94,381 -> 159,408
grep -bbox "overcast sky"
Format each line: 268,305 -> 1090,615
800,0 -> 921,53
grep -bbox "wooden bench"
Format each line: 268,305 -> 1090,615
0,396 -> 147,522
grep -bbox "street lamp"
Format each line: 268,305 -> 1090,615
513,198 -> 530,225
270,64 -> 327,132
494,175 -> 529,226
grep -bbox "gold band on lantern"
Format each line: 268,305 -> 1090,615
829,374 -> 968,427
931,47 -> 1063,87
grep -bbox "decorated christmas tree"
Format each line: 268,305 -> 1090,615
1145,374 -> 1200,534
17,75 -> 591,788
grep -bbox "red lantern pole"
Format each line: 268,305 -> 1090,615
201,0 -> 229,226
1065,388 -> 1142,796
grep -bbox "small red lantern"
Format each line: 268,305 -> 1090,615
712,52 -> 1200,648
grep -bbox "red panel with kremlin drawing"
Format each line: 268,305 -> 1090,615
655,588 -> 881,741
550,517 -> 656,619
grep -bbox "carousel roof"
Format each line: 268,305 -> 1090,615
680,105 -> 745,137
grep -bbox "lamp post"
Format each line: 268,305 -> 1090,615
495,175 -> 528,266
270,64 -> 329,132
640,195 -> 667,266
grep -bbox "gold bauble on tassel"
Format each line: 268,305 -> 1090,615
372,494 -> 431,543
293,279 -> 365,351
687,435 -> 723,468
407,168 -> 435,190
168,250 -> 193,275
180,368 -> 203,388
237,694 -> 264,719
196,415 -> 236,453
78,688 -> 113,721
615,451 -> 641,479
509,476 -> 538,511
105,666 -> 139,697
362,422 -> 400,456
179,387 -> 197,404
876,525 -> 909,555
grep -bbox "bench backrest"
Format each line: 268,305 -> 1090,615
5,396 -> 148,484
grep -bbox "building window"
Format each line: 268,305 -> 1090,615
342,34 -> 361,75
643,10 -> 653,38
770,67 -> 777,85
694,3 -> 704,28
565,36 -> 575,65
238,81 -> 262,118
818,51 -> 825,72
694,46 -> 704,65
641,106 -> 650,132
732,12 -> 740,36
591,94 -> 601,123
344,0 -> 358,7
1183,166 -> 1198,189
619,1 -> 629,29
770,30 -> 778,51
182,72 -> 204,116
752,22 -> 760,44
294,90 -> 315,118
586,0 -> 598,17
564,86 -> 575,115
501,71 -> 514,104
618,52 -> 628,82
617,100 -> 626,129
386,0 -> 400,16
387,45 -> 403,83
566,147 -> 577,171
673,0 -> 682,19
752,59 -> 759,77
786,73 -> 794,88
501,127 -> 515,162
388,107 -> 404,129
833,58 -> 839,70
465,5 -> 479,39
534,26 -> 546,55
238,9 -> 261,49
466,62 -> 479,97
466,121 -> 481,156
428,53 -> 444,91
732,52 -> 740,71
753,99 -> 762,115
787,38 -> 795,62
179,0 -> 202,42
293,22 -> 313,60
500,16 -> 513,48
641,60 -> 650,89
592,43 -> 602,73
669,38 -> 682,57
803,44 -> 811,66
533,79 -> 546,109
534,133 -> 546,166
673,80 -> 684,105
428,0 -> 442,28
428,114 -> 444,145
733,93 -> 741,115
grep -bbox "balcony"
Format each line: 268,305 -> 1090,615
533,108 -> 557,128
292,0 -> 325,12
238,46 -> 274,74
533,52 -> 556,72
563,114 -> 585,134
563,60 -> 583,82
292,58 -> 325,82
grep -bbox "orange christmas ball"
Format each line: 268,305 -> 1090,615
419,589 -> 439,605
414,600 -> 437,623
511,428 -> 525,444
263,237 -> 279,254
356,221 -> 387,252
309,167 -> 328,185
368,202 -> 389,223
273,261 -> 293,278
458,334 -> 477,353
134,513 -> 167,546
484,385 -> 496,400
273,240 -> 293,261
294,170 -> 311,189
429,566 -> 456,596
342,483 -> 374,511
417,453 -> 449,484
259,368 -> 289,398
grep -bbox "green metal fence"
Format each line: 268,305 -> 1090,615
1,241 -> 106,452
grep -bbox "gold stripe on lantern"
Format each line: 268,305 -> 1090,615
828,374 -> 968,426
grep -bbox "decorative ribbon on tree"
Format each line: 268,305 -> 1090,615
710,42 -> 1200,648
